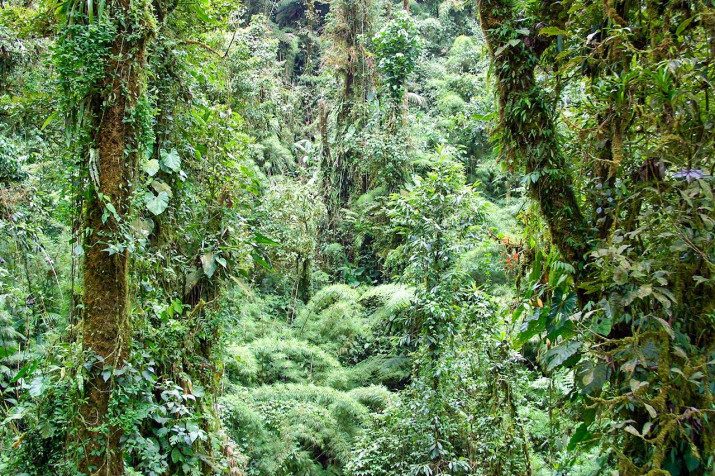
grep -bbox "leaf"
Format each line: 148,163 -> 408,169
568,423 -> 591,450
684,450 -> 701,471
540,26 -> 568,36
591,314 -> 613,336
160,149 -> 181,173
624,425 -> 640,437
655,317 -> 675,339
151,180 -> 173,198
11,362 -> 37,384
621,359 -> 638,373
543,340 -> 581,372
515,309 -> 545,347
546,291 -> 578,340
171,447 -> 183,463
141,370 -> 155,382
630,379 -> 648,394
201,252 -> 217,278
251,251 -> 273,271
676,17 -> 694,36
192,3 -> 209,22
144,191 -> 169,216
28,376 -> 46,398
143,159 -> 160,177
576,361 -> 608,395
671,367 -> 686,378
131,217 -> 154,238
672,346 -> 688,360
624,284 -> 653,306
41,111 -> 59,131
644,403 -> 657,419
253,231 -> 280,246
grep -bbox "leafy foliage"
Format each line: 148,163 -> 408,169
2,0 -> 711,475
373,12 -> 423,101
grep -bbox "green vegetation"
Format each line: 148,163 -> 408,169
1,0 -> 713,475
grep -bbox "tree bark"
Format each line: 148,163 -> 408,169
76,2 -> 151,473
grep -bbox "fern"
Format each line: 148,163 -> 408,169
358,284 -> 414,326
297,285 -> 367,356
0,307 -> 23,387
347,385 -> 392,413
248,337 -> 342,386
299,284 -> 361,317
221,383 -> 372,475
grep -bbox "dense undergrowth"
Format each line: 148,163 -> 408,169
1,0 -> 713,474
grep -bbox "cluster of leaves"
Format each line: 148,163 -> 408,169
373,12 -> 423,101
479,0 -> 715,473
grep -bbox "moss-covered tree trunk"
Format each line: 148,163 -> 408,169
76,2 -> 152,473
478,0 -> 591,273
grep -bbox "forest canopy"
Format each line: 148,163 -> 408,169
0,0 -> 713,475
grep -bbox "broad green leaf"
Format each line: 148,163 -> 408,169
143,159 -> 160,176
568,423 -> 591,450
540,26 -> 568,36
41,111 -> 59,131
516,309 -> 545,346
253,231 -> 280,246
685,450 -> 701,471
28,376 -> 46,397
591,313 -> 613,336
145,191 -> 169,216
160,149 -> 181,173
251,251 -> 273,271
576,360 -> 608,394
11,361 -> 37,384
543,340 -> 581,372
151,179 -> 173,198
676,17 -> 694,36
201,252 -> 217,278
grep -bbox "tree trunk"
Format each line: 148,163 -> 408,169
76,2 -> 151,473
478,0 -> 591,275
